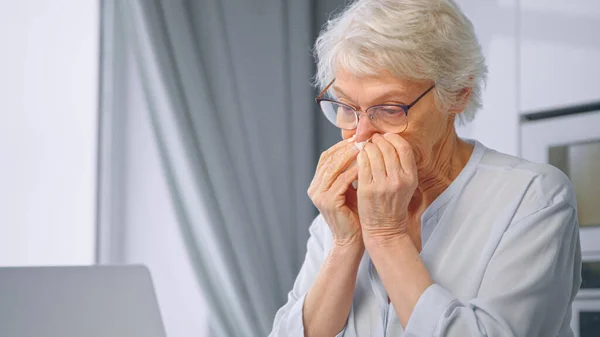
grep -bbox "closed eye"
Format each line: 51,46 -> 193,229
337,104 -> 355,115
377,106 -> 405,115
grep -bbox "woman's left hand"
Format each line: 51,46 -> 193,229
357,133 -> 418,245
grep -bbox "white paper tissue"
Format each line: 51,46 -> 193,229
355,141 -> 368,150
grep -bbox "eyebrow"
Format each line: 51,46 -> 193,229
332,85 -> 409,106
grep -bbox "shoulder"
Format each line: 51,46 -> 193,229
475,144 -> 577,218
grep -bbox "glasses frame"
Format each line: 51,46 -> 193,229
315,78 -> 435,132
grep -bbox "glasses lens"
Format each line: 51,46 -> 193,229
369,105 -> 408,133
319,100 -> 356,129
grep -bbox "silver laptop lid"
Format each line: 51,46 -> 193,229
0,265 -> 167,337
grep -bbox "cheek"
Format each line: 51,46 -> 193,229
401,123 -> 432,165
341,129 -> 355,140
405,108 -> 447,143
403,115 -> 451,166
399,132 -> 422,161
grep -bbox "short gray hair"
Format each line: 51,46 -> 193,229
314,0 -> 488,123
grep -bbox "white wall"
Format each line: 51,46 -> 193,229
0,0 -> 99,266
454,0 -> 520,156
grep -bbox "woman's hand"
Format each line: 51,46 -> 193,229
357,133 -> 418,245
308,138 -> 361,246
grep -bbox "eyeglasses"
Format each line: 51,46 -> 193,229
315,79 -> 435,133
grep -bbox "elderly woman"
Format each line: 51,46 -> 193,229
270,0 -> 581,336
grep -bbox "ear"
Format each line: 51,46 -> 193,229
450,87 -> 472,115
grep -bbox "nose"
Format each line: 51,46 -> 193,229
354,112 -> 380,142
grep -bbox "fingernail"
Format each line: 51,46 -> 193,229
346,135 -> 356,143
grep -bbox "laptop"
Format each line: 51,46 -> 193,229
0,265 -> 167,337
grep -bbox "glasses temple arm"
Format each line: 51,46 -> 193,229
316,78 -> 336,101
406,84 -> 436,109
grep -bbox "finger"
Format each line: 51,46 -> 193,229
383,133 -> 417,178
357,148 -> 372,185
315,137 -> 355,171
372,133 -> 400,178
321,145 -> 359,189
312,138 -> 357,187
330,164 -> 358,195
363,142 -> 387,182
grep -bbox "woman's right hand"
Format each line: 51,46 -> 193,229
308,138 -> 361,246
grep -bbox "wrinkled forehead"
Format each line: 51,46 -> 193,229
329,67 -> 419,105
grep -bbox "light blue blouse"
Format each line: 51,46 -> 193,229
270,140 -> 582,337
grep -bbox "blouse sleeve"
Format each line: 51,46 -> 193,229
269,216 -> 346,337
404,196 -> 582,337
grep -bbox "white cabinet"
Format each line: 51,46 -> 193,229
521,107 -> 600,337
519,0 -> 600,113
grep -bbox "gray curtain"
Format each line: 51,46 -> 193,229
111,0 -> 319,335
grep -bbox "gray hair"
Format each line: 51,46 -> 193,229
314,0 -> 488,123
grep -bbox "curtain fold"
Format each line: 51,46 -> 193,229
114,0 -> 317,335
